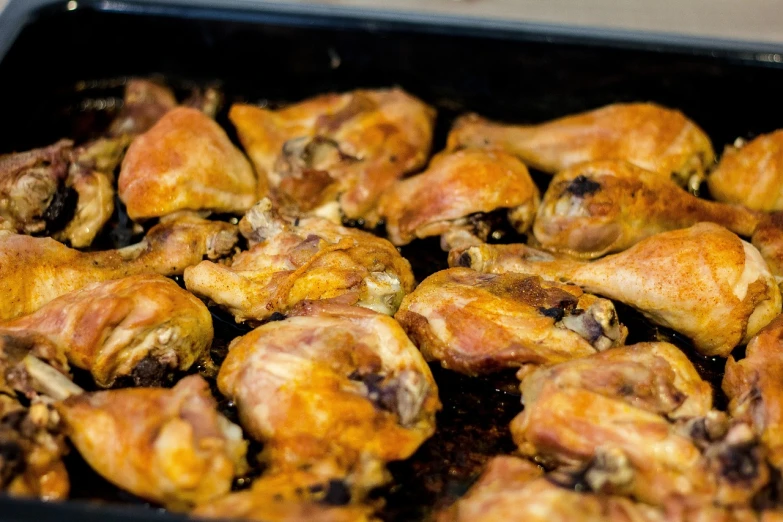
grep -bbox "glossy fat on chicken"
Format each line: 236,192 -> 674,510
119,107 -> 258,220
395,268 -> 627,376
453,223 -> 782,357
447,102 -> 715,190
376,149 -> 540,247
724,314 -> 783,471
0,213 -> 237,320
229,88 -> 435,220
217,302 -> 440,494
0,274 -> 213,388
56,375 -> 247,511
436,456 -> 666,522
708,130 -> 783,211
185,199 -> 414,323
534,160 -> 760,259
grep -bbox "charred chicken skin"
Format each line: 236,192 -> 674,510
217,302 -> 440,497
375,149 -> 540,248
452,223 -> 782,357
0,212 -> 237,320
447,102 -> 715,191
395,267 -> 626,376
185,198 -> 414,323
229,88 -> 435,221
56,375 -> 247,511
534,160 -> 760,259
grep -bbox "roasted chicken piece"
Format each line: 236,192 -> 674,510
119,107 -> 258,220
56,375 -> 247,511
751,212 -> 783,285
534,160 -> 760,259
452,223 -> 781,357
230,88 -> 435,221
375,149 -> 539,248
0,140 -> 73,235
0,212 -> 237,320
217,302 -> 440,496
447,102 -> 715,190
0,274 -> 212,388
708,130 -> 783,211
724,314 -> 783,472
185,199 -> 414,323
395,268 -> 626,376
107,78 -> 178,138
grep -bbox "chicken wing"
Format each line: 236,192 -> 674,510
447,103 -> 714,190
119,107 -> 258,220
534,160 -> 760,259
708,131 -> 783,211
452,223 -> 781,357
394,267 -> 626,376
230,88 -> 435,221
724,314 -> 783,472
0,212 -> 237,319
56,375 -> 247,511
217,302 -> 440,496
375,149 -> 539,248
185,199 -> 414,323
0,274 -> 212,388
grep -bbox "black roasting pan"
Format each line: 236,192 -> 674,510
1,1 -> 783,521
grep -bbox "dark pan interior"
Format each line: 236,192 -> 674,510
1,2 -> 783,521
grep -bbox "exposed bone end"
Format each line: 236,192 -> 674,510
238,198 -> 291,245
22,355 -> 83,401
508,200 -> 538,234
389,370 -> 430,427
559,297 -> 627,351
207,228 -> 240,260
584,447 -> 635,494
440,229 -> 483,252
679,410 -> 730,448
359,272 -> 404,316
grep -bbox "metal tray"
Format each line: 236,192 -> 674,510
1,1 -> 783,520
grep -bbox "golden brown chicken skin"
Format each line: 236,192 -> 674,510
217,302 -> 440,496
185,199 -> 414,323
452,223 -> 782,357
708,131 -> 783,212
375,149 -> 540,247
56,375 -> 247,511
230,88 -> 435,221
447,102 -> 715,190
395,268 -> 626,376
534,160 -> 760,259
0,274 -> 213,388
0,212 -> 237,320
119,107 -> 258,220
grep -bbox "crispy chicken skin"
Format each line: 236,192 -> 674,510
724,314 -> 783,471
229,88 -> 435,221
119,107 -> 258,220
0,275 -> 213,388
185,199 -> 414,323
0,213 -> 237,320
534,160 -> 760,259
56,375 -> 247,511
376,149 -> 540,247
108,79 -> 178,138
217,302 -> 440,495
452,223 -> 782,357
708,131 -> 783,211
447,103 -> 715,190
0,140 -> 73,235
395,268 -> 626,376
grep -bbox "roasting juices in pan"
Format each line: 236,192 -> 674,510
4,75 -> 783,522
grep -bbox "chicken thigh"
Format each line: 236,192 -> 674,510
56,375 -> 247,511
0,274 -> 213,388
534,160 -> 760,259
119,107 -> 258,220
375,149 -> 540,248
185,199 -> 414,323
708,130 -> 783,212
230,88 -> 435,221
447,102 -> 714,190
217,302 -> 440,497
395,268 -> 626,376
452,223 -> 781,357
0,212 -> 237,319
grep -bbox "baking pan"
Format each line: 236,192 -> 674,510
1,1 -> 783,520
